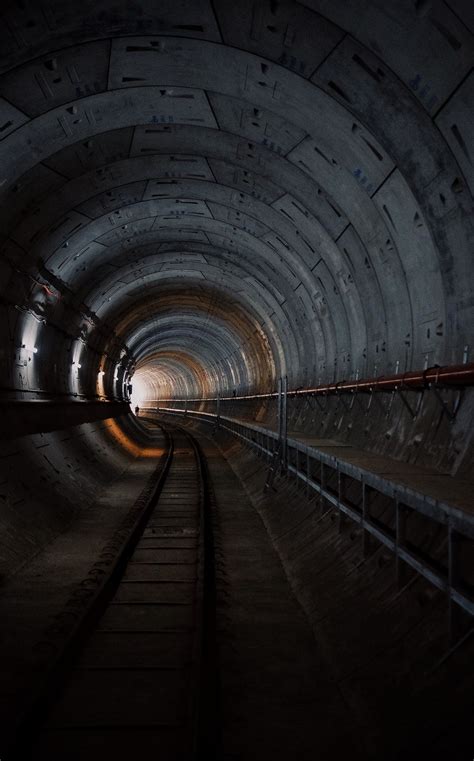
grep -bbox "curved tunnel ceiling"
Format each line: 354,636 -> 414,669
0,0 -> 472,404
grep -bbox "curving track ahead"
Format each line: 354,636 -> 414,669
10,421 -> 217,761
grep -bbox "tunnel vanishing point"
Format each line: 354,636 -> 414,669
0,1 -> 473,759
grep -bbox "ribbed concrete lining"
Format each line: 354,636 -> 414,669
0,0 -> 472,408
0,8 -> 472,750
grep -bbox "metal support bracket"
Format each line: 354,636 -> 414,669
308,393 -> 329,412
336,389 -> 356,412
398,389 -> 418,419
385,389 -> 396,418
431,386 -> 463,423
365,388 -> 386,415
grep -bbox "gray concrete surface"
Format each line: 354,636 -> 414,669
0,1 -> 472,757
0,425 -> 162,741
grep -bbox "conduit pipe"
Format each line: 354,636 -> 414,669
149,362 -> 474,403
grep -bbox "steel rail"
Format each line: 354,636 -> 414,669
7,424 -> 175,759
7,418 -> 218,761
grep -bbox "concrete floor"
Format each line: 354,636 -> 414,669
0,421 -> 473,759
203,424 -> 474,761
203,437 -> 364,760
1,427 -> 369,760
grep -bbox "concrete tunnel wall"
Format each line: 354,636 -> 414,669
0,1 -> 473,573
0,415 -> 140,578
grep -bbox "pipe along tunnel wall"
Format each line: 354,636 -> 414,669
0,0 -> 472,757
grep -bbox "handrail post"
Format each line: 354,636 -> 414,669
277,377 -> 283,445
282,375 -> 288,471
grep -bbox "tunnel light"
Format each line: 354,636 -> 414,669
77,363 -> 82,368
98,369 -> 105,376
31,346 -> 38,353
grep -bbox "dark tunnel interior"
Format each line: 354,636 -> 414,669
0,1 -> 473,759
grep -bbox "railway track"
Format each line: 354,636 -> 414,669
9,421 -> 217,761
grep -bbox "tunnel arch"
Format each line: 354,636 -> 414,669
0,0 -> 472,408
0,7 -> 473,755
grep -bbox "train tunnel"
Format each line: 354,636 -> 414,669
0,0 -> 473,759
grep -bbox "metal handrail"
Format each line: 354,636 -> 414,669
156,406 -> 474,643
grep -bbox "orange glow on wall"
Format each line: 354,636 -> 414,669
104,417 -> 165,459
